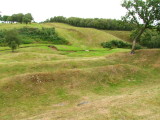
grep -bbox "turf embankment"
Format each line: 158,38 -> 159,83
0,47 -> 160,120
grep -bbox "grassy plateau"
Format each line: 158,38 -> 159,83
0,23 -> 159,120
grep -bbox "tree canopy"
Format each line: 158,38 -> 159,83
0,13 -> 34,24
45,16 -> 135,31
5,30 -> 21,52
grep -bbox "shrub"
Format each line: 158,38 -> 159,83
101,40 -> 141,49
101,42 -> 112,49
18,27 -> 69,44
140,29 -> 160,48
0,30 -> 6,46
5,29 -> 21,52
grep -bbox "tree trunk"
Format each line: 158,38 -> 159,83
130,27 -> 146,54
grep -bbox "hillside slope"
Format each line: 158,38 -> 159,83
0,23 -> 131,48
43,23 -> 127,48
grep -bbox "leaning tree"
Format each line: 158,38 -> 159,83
122,0 -> 160,54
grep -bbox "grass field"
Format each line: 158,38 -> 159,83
0,23 -> 160,120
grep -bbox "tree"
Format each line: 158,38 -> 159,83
2,15 -> 9,23
5,30 -> 21,52
16,13 -> 24,23
0,16 -> 1,21
122,0 -> 160,54
23,13 -> 33,24
7,16 -> 13,23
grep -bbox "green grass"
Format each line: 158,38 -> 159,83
60,48 -> 130,57
43,23 -> 123,48
0,23 -> 160,120
105,30 -> 131,42
0,46 -> 160,120
0,23 -> 42,30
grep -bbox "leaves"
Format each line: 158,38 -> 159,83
5,30 -> 21,52
122,0 -> 160,27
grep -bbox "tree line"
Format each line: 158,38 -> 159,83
0,13 -> 34,24
44,16 -> 135,31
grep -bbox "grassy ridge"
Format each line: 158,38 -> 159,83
0,46 -> 160,119
44,23 -> 123,48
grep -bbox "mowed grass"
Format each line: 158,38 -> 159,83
0,44 -> 160,120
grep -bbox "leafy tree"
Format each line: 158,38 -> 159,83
23,17 -> 31,24
7,16 -> 13,23
122,0 -> 160,54
47,16 -> 135,31
1,13 -> 26,23
5,30 -> 21,52
2,15 -> 9,23
16,13 -> 24,23
23,13 -> 33,24
0,15 -> 2,21
140,29 -> 160,48
11,14 -> 18,23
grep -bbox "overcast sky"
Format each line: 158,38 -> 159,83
0,0 -> 126,22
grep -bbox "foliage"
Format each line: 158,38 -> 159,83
122,0 -> 160,53
18,27 -> 69,44
130,29 -> 160,48
0,30 -> 6,46
4,30 -> 21,52
0,15 -> 2,21
2,15 -> 9,23
0,27 -> 68,46
140,29 -> 160,48
1,13 -> 33,24
101,40 -> 141,49
23,13 -> 33,24
45,16 -> 135,31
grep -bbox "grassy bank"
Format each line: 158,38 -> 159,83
0,45 -> 160,120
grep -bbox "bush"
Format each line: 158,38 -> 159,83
140,29 -> 160,48
0,27 -> 69,46
21,38 -> 35,44
18,27 -> 69,44
5,29 -> 21,52
0,30 -> 6,46
101,40 -> 141,49
101,42 -> 112,49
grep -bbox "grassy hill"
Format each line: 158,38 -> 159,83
43,23 -> 125,48
0,23 -> 159,120
0,23 -> 130,48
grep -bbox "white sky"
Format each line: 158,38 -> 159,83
0,0 -> 126,22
